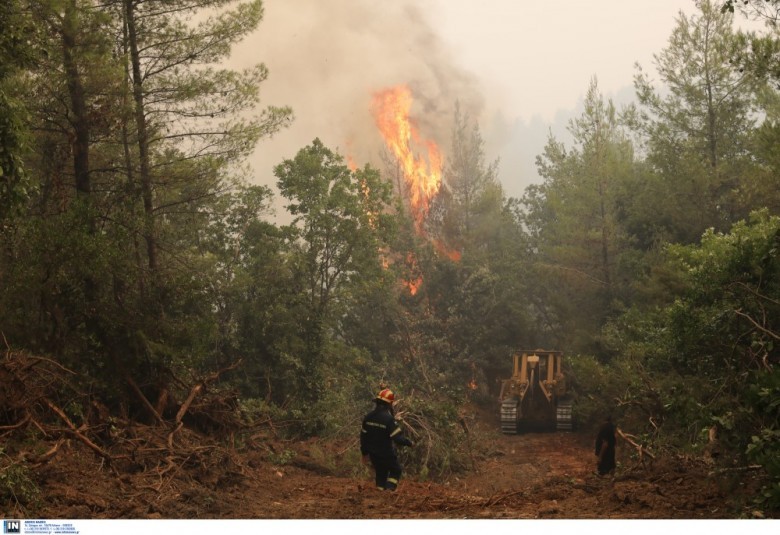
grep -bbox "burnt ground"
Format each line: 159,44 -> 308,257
3,414 -> 770,520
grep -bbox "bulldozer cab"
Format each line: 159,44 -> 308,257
499,350 -> 571,433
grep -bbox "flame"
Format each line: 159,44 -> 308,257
433,239 -> 461,262
358,176 -> 379,230
405,277 -> 422,296
403,252 -> 423,296
372,85 -> 442,233
370,85 -> 460,296
468,362 -> 478,391
346,155 -> 358,171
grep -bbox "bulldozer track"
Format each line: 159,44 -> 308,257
556,400 -> 573,431
500,399 -> 519,434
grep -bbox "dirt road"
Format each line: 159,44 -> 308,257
3,351 -> 767,519
27,425 -> 760,520
221,431 -> 742,519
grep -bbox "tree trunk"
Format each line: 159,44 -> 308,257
123,0 -> 158,274
119,10 -> 147,298
61,0 -> 90,201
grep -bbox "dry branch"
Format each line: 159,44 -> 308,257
126,375 -> 165,425
617,428 -> 655,460
0,413 -> 31,432
174,359 -> 243,425
43,397 -> 112,462
21,439 -> 65,465
155,387 -> 170,418
157,360 -> 242,448
167,422 -> 183,449
19,356 -> 77,375
175,384 -> 204,425
733,309 -> 780,341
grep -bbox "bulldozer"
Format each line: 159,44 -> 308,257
499,349 -> 572,433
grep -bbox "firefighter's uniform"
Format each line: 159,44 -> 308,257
360,389 -> 413,491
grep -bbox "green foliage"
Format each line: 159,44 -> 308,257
274,139 -> 396,403
0,448 -> 40,510
430,103 -> 501,255
604,210 -> 780,512
396,393 -> 476,480
567,354 -> 621,428
0,0 -> 37,214
746,427 -> 780,509
520,78 -> 640,354
0,0 -> 294,418
743,368 -> 780,509
663,209 -> 780,375
633,0 -> 765,242
266,449 -> 295,467
0,86 -> 29,215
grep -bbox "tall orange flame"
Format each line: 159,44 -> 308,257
371,85 -> 442,233
371,85 -> 460,295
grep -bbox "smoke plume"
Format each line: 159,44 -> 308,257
229,0 -> 487,214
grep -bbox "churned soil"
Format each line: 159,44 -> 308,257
7,420 -> 767,520
2,352 -> 769,520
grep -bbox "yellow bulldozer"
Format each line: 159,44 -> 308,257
499,349 -> 572,433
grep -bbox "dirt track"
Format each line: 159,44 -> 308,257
23,427 -> 764,520
2,350 -> 768,520
226,432 -> 746,519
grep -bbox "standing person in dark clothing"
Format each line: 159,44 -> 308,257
595,415 -> 617,475
360,388 -> 413,491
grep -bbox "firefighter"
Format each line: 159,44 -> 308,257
595,415 -> 617,475
360,388 -> 413,491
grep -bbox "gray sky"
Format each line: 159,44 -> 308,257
230,0 -> 723,210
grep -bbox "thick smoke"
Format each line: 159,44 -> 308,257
229,0 -> 487,214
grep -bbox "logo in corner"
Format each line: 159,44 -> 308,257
3,520 -> 21,534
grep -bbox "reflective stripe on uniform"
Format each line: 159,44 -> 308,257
387,478 -> 398,484
389,427 -> 402,437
